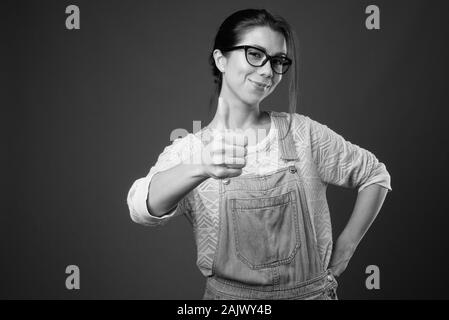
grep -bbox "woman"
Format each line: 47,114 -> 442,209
127,8 -> 392,300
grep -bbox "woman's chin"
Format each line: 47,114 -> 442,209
249,95 -> 267,105
243,92 -> 267,104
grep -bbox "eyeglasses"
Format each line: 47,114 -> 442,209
222,45 -> 292,74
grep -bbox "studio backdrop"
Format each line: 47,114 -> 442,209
3,0 -> 449,299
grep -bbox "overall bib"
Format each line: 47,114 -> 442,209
203,113 -> 339,300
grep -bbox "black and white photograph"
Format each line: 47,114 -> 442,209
3,0 -> 449,303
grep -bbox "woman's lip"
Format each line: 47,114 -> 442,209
249,79 -> 270,89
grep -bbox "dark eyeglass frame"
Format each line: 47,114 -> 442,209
222,45 -> 292,74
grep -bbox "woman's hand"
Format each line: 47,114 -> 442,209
200,97 -> 248,180
201,131 -> 248,179
328,236 -> 357,277
328,184 -> 389,277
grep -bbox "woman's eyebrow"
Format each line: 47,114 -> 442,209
250,44 -> 287,56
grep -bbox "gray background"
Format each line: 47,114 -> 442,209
3,0 -> 449,299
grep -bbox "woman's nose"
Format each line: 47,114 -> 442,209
258,59 -> 273,77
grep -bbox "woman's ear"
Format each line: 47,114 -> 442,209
213,49 -> 226,73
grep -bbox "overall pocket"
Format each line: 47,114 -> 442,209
231,190 -> 300,269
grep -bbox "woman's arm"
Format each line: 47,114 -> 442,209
148,164 -> 207,217
149,131 -> 248,217
127,136 -> 197,227
329,184 -> 389,276
127,130 -> 247,226
305,115 -> 392,276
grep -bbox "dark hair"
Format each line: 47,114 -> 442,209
208,8 -> 300,139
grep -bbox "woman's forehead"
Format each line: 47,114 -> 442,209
239,26 -> 287,55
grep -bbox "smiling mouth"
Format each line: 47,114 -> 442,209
249,79 -> 270,89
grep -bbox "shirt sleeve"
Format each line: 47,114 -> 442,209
127,136 -> 192,227
306,116 -> 392,193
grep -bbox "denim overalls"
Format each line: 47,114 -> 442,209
203,113 -> 339,300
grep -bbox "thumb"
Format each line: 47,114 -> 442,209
216,96 -> 230,131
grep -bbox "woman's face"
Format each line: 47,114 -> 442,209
217,26 -> 287,106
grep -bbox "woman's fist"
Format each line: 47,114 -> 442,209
201,130 -> 248,180
201,96 -> 248,180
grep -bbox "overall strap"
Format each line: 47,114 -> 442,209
271,112 -> 299,161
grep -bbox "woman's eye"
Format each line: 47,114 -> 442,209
275,58 -> 289,66
249,52 -> 262,58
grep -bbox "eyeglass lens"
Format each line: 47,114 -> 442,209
246,47 -> 290,74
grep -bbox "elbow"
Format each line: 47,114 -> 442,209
128,201 -> 163,227
128,203 -> 144,225
126,177 -> 177,228
129,208 -> 157,227
127,197 -> 150,226
358,162 -> 392,193
374,162 -> 392,192
127,179 -> 161,227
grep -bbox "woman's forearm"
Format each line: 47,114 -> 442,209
339,184 -> 389,246
329,184 -> 389,274
147,164 -> 208,217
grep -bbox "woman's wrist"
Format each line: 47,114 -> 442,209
332,234 -> 358,262
336,233 -> 358,256
329,236 -> 357,276
191,164 -> 210,179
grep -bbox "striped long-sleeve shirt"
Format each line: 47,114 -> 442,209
127,112 -> 392,276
